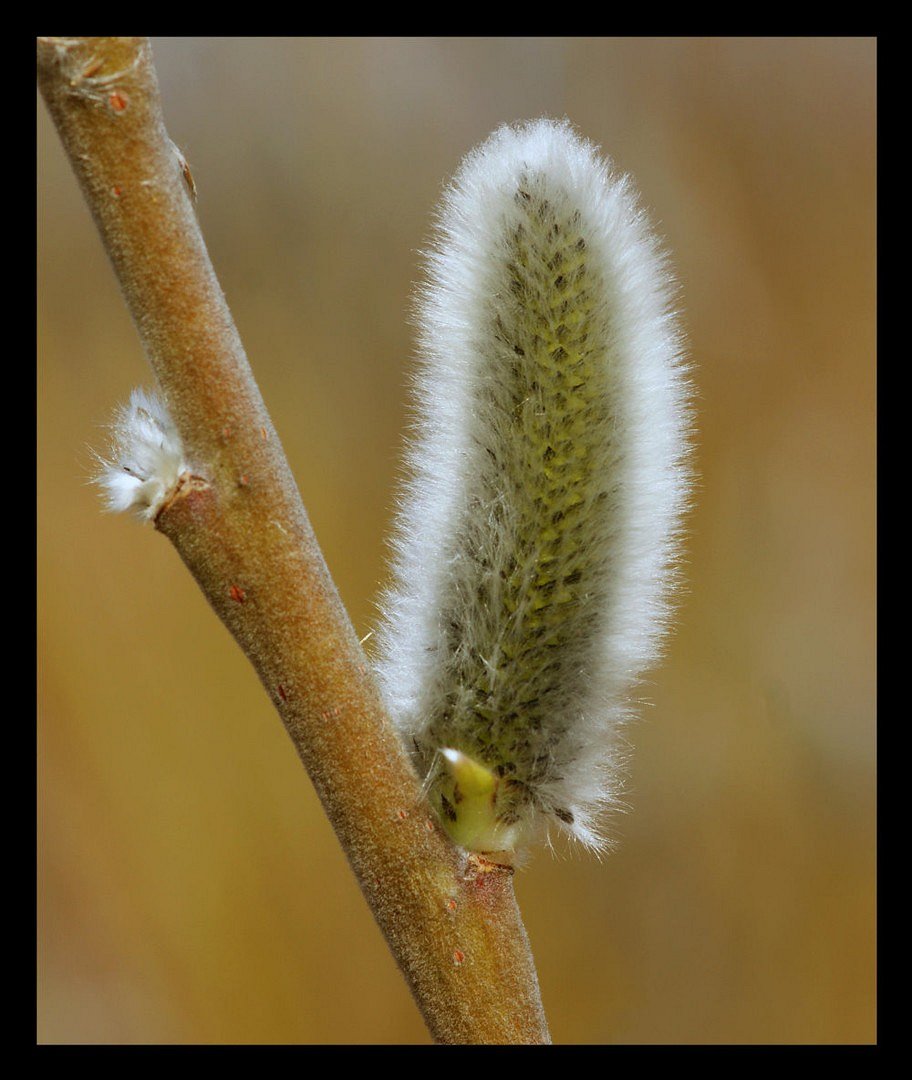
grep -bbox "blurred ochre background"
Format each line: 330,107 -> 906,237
37,37 -> 876,1044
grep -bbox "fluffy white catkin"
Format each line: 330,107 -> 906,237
373,119 -> 691,854
94,387 -> 188,521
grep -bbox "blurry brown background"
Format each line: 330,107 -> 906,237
37,37 -> 876,1044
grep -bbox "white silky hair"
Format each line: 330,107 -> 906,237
94,387 -> 187,521
373,119 -> 691,851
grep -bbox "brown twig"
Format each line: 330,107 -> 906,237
37,35 -> 549,1045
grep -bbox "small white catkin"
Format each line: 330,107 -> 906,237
94,387 -> 188,521
373,119 -> 692,854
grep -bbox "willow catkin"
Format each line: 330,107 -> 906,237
373,119 -> 691,854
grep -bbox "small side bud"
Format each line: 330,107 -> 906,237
94,388 -> 187,521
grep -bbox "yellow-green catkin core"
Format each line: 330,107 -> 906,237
420,175 -> 617,851
435,749 -> 522,853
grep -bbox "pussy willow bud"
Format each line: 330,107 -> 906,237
94,387 -> 187,521
374,119 -> 691,854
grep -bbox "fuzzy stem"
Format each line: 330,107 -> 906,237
37,36 -> 549,1045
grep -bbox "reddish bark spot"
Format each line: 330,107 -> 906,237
108,91 -> 128,112
446,898 -> 457,912
397,809 -> 409,820
239,474 -> 249,487
112,185 -> 122,198
453,949 -> 465,966
229,584 -> 247,603
425,819 -> 435,833
277,684 -> 288,702
222,425 -> 233,439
